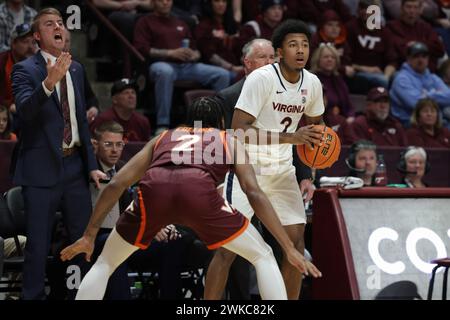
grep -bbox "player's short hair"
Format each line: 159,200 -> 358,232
94,121 -> 124,140
185,96 -> 225,130
271,19 -> 311,50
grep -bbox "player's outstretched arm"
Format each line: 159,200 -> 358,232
232,138 -> 322,278
61,136 -> 158,262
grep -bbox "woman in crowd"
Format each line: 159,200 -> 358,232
406,98 -> 450,148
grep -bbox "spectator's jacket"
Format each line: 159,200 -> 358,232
390,63 -> 450,124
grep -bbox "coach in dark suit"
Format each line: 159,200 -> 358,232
11,8 -> 105,300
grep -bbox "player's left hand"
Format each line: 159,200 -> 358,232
60,236 -> 95,262
300,179 -> 315,203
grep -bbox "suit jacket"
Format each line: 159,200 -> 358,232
11,51 -> 97,187
216,77 -> 313,182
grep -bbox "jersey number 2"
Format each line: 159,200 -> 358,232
172,135 -> 201,152
281,117 -> 293,133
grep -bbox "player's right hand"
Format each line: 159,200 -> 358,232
60,236 -> 95,262
292,125 -> 323,150
44,52 -> 72,91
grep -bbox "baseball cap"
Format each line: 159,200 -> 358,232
111,78 -> 138,96
407,42 -> 429,57
367,87 -> 389,101
260,0 -> 284,12
11,23 -> 32,41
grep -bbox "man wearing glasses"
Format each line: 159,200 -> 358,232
90,120 -> 133,299
90,78 -> 151,142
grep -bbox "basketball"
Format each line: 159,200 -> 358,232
296,125 -> 341,169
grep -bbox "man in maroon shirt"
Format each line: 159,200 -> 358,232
347,86 -> 408,146
345,0 -> 397,92
386,0 -> 445,72
90,78 -> 151,142
133,0 -> 229,134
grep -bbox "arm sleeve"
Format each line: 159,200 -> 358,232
12,63 -> 51,123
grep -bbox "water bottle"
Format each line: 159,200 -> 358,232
181,38 -> 190,48
374,154 -> 387,186
131,281 -> 143,299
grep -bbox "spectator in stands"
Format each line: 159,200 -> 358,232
0,0 -> 37,53
438,58 -> 450,87
90,121 -> 133,300
91,78 -> 151,142
390,42 -> 450,128
346,140 -> 378,186
385,0 -> 445,72
345,0 -> 397,93
0,23 -> 35,118
350,86 -> 408,146
234,0 -> 284,55
63,29 -> 99,124
406,98 -> 450,148
133,0 -> 229,134
284,0 -> 352,31
0,104 -> 16,141
310,9 -> 353,77
195,0 -> 243,83
310,43 -> 355,127
397,146 -> 429,187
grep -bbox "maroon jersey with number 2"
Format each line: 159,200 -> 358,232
116,128 -> 248,249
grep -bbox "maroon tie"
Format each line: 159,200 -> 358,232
60,75 -> 72,145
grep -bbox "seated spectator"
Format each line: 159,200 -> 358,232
390,42 -> 450,128
310,9 -> 353,77
349,86 -> 408,146
0,0 -> 36,53
234,0 -> 284,54
133,0 -> 229,133
346,0 -> 397,93
284,0 -> 352,31
438,58 -> 450,87
64,29 -> 99,125
385,0 -> 445,72
406,98 -> 450,148
0,23 -> 36,121
195,0 -> 243,83
345,140 -> 378,186
0,104 -> 16,141
310,43 -> 355,126
90,78 -> 151,142
397,146 -> 429,187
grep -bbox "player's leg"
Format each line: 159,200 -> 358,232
204,248 -> 237,300
281,223 -> 305,300
76,228 -> 138,300
222,223 -> 287,300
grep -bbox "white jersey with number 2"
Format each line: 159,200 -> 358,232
234,62 -> 324,174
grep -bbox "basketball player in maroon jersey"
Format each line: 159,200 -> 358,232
61,97 -> 321,300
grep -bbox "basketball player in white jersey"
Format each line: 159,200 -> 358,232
205,19 -> 325,300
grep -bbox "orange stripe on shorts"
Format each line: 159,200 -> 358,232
207,218 -> 249,250
134,188 -> 148,249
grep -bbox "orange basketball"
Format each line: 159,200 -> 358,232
296,125 -> 341,169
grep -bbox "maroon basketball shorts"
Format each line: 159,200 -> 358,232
116,167 -> 249,249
